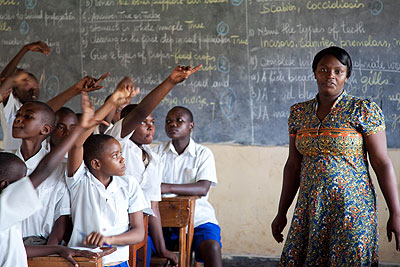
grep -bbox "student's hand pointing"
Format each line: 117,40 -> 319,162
169,64 -> 202,84
112,77 -> 140,107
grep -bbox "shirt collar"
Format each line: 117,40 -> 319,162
85,166 -> 128,192
165,138 -> 196,157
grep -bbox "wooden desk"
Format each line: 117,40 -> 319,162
28,247 -> 116,267
158,196 -> 199,267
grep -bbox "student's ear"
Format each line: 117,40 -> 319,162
0,180 -> 9,193
40,124 -> 52,136
90,159 -> 101,170
189,122 -> 194,132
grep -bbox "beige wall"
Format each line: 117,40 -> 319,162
206,144 -> 400,264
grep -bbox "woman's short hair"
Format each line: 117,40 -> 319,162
312,46 -> 353,78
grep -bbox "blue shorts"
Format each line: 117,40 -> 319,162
163,223 -> 222,262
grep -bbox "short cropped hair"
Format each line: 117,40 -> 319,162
312,46 -> 352,78
120,104 -> 138,119
56,106 -> 76,118
25,101 -> 56,130
0,152 -> 27,183
169,106 -> 194,122
83,134 -> 116,168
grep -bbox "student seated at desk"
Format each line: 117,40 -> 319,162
154,106 -> 222,267
0,92 -> 100,267
66,78 -> 148,267
106,65 -> 201,267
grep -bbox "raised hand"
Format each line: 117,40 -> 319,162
169,64 -> 202,84
111,77 -> 140,107
75,72 -> 110,93
79,91 -> 108,130
24,41 -> 51,55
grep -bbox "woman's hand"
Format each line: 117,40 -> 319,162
271,213 -> 287,243
387,213 -> 400,251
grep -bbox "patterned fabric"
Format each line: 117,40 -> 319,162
280,92 -> 385,266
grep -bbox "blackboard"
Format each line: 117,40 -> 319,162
1,0 -> 399,147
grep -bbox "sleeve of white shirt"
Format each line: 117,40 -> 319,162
65,162 -> 86,190
195,146 -> 218,186
106,119 -> 134,141
0,177 -> 42,231
53,184 -> 71,220
127,177 -> 150,213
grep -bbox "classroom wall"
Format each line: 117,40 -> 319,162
205,144 -> 400,264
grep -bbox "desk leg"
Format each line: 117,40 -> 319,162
186,199 -> 196,267
179,227 -> 187,267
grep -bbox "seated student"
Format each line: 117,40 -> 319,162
0,41 -> 50,150
0,92 -> 100,267
10,100 -> 70,245
67,77 -> 148,267
106,65 -> 202,266
154,106 -> 222,267
0,40 -> 107,150
46,106 -> 78,153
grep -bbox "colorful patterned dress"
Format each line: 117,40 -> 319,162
280,92 -> 385,266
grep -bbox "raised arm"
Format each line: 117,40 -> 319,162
30,92 -> 97,188
121,65 -> 202,138
364,130 -> 400,251
271,136 -> 302,243
0,41 -> 50,79
46,73 -> 109,112
67,79 -> 138,176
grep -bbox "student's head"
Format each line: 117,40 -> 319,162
165,106 -> 194,140
12,101 -> 56,140
0,152 -> 27,193
312,46 -> 352,78
121,104 -> 155,145
13,70 -> 40,104
50,107 -> 78,147
83,134 -> 126,177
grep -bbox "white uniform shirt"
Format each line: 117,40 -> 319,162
67,163 -> 148,265
0,177 -> 42,267
107,119 -> 162,206
13,143 -> 70,239
154,139 -> 219,228
0,93 -> 22,150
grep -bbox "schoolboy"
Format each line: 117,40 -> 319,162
66,77 -> 147,267
11,100 -> 71,245
106,65 -> 202,266
154,106 -> 222,267
0,39 -> 107,150
0,92 -> 100,267
0,41 -> 50,150
47,106 -> 78,153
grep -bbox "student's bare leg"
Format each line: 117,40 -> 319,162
198,239 -> 222,267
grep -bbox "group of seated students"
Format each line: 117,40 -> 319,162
0,41 -> 223,267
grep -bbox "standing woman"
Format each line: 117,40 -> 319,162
271,46 -> 400,266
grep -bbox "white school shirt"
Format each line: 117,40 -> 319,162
0,93 -> 22,150
154,139 -> 219,228
13,143 -> 71,239
0,177 -> 42,267
107,119 -> 162,206
67,163 -> 148,265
